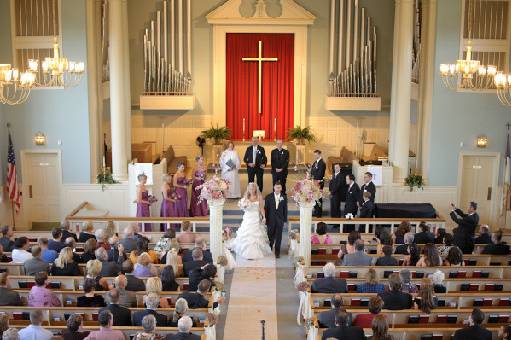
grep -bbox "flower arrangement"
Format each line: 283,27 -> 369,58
198,175 -> 229,202
292,178 -> 322,205
404,173 -> 424,191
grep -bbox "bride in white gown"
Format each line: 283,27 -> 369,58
231,182 -> 272,260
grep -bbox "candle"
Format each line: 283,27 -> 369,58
242,118 -> 246,141
274,117 -> 277,141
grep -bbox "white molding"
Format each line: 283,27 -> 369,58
139,95 -> 195,110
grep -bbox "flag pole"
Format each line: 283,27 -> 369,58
6,123 -> 16,230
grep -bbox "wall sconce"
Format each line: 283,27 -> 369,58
476,135 -> 488,148
33,132 -> 46,145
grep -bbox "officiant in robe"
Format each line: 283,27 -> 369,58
243,137 -> 267,192
271,140 -> 289,194
220,141 -> 241,198
265,182 -> 288,258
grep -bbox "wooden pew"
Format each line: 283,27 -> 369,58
311,243 -> 496,255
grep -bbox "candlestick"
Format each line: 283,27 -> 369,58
274,117 -> 277,141
242,118 -> 246,142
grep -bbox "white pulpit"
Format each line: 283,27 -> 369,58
128,158 -> 167,217
352,160 -> 394,203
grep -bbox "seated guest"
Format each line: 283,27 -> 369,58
155,228 -> 179,254
130,237 -> 158,264
482,229 -> 510,255
48,227 -> 65,253
161,265 -> 179,291
453,308 -> 492,340
375,245 -> 398,266
64,237 -> 81,262
176,221 -> 196,244
62,314 -> 90,340
394,233 -> 414,255
78,238 -> 97,263
178,279 -> 210,309
61,221 -> 78,242
166,315 -> 200,340
311,222 -> 333,245
2,328 -> 18,340
402,243 -> 420,266
78,221 -> 96,243
414,222 -> 435,244
0,226 -> 14,252
114,275 -> 136,308
311,262 -> 347,293
353,296 -> 384,328
119,225 -> 139,254
430,270 -> 447,293
342,240 -> 373,266
133,293 -> 168,327
96,247 -> 121,277
370,314 -> 392,340
133,252 -> 158,278
357,268 -> 385,293
182,238 -> 213,264
11,237 -> 32,263
0,245 -> 9,263
51,247 -> 81,276
85,259 -> 108,291
100,288 -> 132,326
317,294 -> 344,328
146,277 -> 171,308
135,314 -> 163,340
444,246 -> 464,266
0,273 -> 21,306
121,260 -> 145,291
437,233 -> 454,257
108,241 -> 127,265
416,243 -> 442,267
375,231 -> 393,256
434,227 -> 447,244
337,231 -> 360,259
24,246 -> 49,276
84,310 -> 125,340
96,229 -> 111,251
378,273 -> 413,310
359,192 -> 375,218
394,221 -> 411,245
168,298 -> 196,327
399,269 -> 418,294
415,278 -> 437,313
322,310 -> 365,340
77,278 -> 106,307
474,225 -> 492,245
28,272 -> 61,307
18,310 -> 53,340
183,248 -> 207,277
0,314 -> 10,338
189,264 -> 217,292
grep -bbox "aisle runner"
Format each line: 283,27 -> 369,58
223,256 -> 278,340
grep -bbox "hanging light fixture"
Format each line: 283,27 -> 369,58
0,64 -> 36,105
493,72 -> 511,107
439,0 -> 497,90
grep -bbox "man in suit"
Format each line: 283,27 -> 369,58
311,262 -> 347,293
0,272 -> 22,306
318,294 -> 344,328
342,240 -> 373,266
100,288 -> 131,326
264,182 -> 288,258
132,293 -> 168,326
48,227 -> 65,253
243,137 -> 267,192
310,150 -> 326,217
329,163 -> 343,218
360,171 -> 376,204
182,248 -> 207,277
271,140 -> 289,194
165,316 -> 200,340
358,192 -> 374,218
375,245 -> 399,266
178,279 -> 210,309
414,222 -> 435,244
322,310 -> 365,340
474,225 -> 492,244
24,246 -> 50,276
450,201 -> 479,254
453,308 -> 492,340
121,260 -> 146,291
377,273 -> 413,310
60,221 -> 78,242
189,264 -> 216,292
344,174 -> 361,217
182,239 -> 213,264
96,247 -> 121,277
482,229 -> 510,255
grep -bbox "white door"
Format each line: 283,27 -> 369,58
459,154 -> 498,225
22,151 -> 61,225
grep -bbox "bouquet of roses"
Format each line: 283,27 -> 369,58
292,178 -> 322,205
198,175 -> 229,203
148,195 -> 158,204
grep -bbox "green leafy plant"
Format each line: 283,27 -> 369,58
404,174 -> 424,191
97,167 -> 119,191
288,126 -> 316,145
201,125 -> 231,145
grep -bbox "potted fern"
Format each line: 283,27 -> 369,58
404,174 -> 424,192
96,167 -> 119,191
201,125 -> 231,145
289,126 -> 316,145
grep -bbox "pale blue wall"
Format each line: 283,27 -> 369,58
428,0 -> 510,186
0,0 -> 90,184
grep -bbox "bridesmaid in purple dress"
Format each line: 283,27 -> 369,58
190,156 -> 209,216
173,162 -> 190,218
160,174 -> 178,231
136,174 -> 152,232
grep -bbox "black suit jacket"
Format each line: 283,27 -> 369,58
378,291 -> 413,310
132,309 -> 168,327
474,233 -> 492,244
100,261 -> 121,277
182,260 -> 207,278
61,229 -> 78,242
359,200 -> 374,218
450,209 -> 479,236
375,255 -> 399,266
188,268 -> 213,292
166,333 -> 201,340
178,291 -> 209,309
453,325 -> 492,340
360,181 -> 376,203
264,193 -> 288,228
322,325 -> 365,340
311,277 -> 347,293
482,243 -> 510,255
271,148 -> 289,174
243,145 -> 267,167
182,250 -> 212,264
310,159 -> 326,183
345,183 -> 361,214
0,287 -> 22,306
100,304 -> 131,326
414,231 -> 435,244
125,274 -> 146,291
329,173 -> 343,196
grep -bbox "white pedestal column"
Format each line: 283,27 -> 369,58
109,0 -> 129,181
299,202 -> 314,267
209,199 -> 225,263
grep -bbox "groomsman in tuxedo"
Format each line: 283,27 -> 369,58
344,174 -> 361,232
271,140 -> 289,194
359,192 -> 374,218
265,182 -> 288,258
243,137 -> 267,192
360,172 -> 376,204
310,150 -> 326,217
329,163 -> 343,218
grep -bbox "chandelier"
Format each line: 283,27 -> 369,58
0,64 -> 36,105
493,72 -> 511,107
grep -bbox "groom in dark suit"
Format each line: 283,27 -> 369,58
264,182 -> 288,258
243,137 -> 267,192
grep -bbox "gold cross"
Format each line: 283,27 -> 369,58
242,40 -> 278,114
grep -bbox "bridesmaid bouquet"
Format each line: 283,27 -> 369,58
198,175 -> 230,203
292,178 -> 322,205
148,195 -> 158,204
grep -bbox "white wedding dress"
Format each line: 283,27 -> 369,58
232,199 -> 272,260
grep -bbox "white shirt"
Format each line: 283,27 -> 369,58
11,248 -> 33,263
18,325 -> 53,340
252,146 -> 257,163
274,193 -> 281,209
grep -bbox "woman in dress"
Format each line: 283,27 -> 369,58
231,182 -> 272,260
219,141 -> 241,198
173,162 -> 190,217
190,156 -> 208,216
136,173 -> 152,232
160,175 -> 177,231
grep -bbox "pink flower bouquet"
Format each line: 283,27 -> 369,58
291,178 -> 322,205
198,175 -> 230,203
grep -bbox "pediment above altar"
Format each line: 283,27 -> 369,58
207,0 -> 315,26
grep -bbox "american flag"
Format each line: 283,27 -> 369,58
7,132 -> 21,213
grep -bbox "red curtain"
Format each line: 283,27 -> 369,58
226,33 -> 294,141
